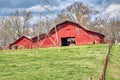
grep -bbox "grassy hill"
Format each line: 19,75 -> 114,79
0,44 -> 119,80
106,44 -> 120,80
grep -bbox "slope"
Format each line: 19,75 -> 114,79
0,44 -> 108,80
106,44 -> 120,80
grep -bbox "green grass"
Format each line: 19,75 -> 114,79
0,44 -> 109,80
106,44 -> 120,80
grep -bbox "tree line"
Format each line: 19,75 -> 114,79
0,1 -> 120,49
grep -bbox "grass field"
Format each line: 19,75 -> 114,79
0,44 -> 119,80
106,44 -> 120,80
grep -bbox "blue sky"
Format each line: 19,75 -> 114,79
0,0 -> 120,24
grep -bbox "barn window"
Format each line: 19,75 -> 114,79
11,45 -> 18,49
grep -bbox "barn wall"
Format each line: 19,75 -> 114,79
56,23 -> 103,46
33,37 -> 55,48
76,31 -> 101,45
12,38 -> 32,49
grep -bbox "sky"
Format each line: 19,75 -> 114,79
0,0 -> 120,24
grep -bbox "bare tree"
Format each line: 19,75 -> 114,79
109,18 -> 120,42
22,10 -> 32,35
56,2 -> 99,27
0,10 -> 32,48
0,17 -> 13,47
89,16 -> 120,42
10,10 -> 32,37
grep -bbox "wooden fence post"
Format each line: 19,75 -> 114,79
99,38 -> 114,80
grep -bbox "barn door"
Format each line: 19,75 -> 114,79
61,37 -> 76,46
61,38 -> 68,46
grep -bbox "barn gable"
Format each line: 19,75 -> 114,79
49,21 -> 104,37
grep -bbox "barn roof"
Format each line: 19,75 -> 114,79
49,20 -> 105,37
17,35 -> 32,41
32,33 -> 47,41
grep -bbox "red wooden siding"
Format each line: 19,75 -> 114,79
32,21 -> 104,48
9,36 -> 32,49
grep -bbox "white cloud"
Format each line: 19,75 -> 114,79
26,1 -> 69,13
30,16 -> 40,24
27,5 -> 40,12
1,0 -> 120,24
103,4 -> 120,18
0,8 -> 15,15
0,8 -> 25,16
26,0 -> 74,21
27,0 -> 87,13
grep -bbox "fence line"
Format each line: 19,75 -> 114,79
99,38 -> 114,80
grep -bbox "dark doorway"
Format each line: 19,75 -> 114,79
11,45 -> 18,49
61,38 -> 68,46
61,37 -> 76,46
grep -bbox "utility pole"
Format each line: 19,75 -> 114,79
36,0 -> 60,51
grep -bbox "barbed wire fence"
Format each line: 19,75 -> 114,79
99,38 -> 114,80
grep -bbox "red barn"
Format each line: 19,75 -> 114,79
9,21 -> 105,49
9,36 -> 32,49
32,21 -> 105,48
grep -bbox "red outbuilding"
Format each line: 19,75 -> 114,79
9,21 -> 105,49
9,36 -> 32,49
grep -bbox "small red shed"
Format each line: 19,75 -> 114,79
9,36 -> 32,49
